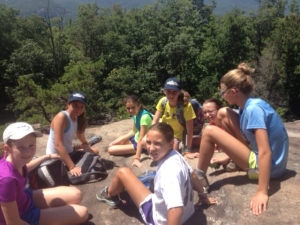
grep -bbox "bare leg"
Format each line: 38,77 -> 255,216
108,144 -> 136,155
108,167 -> 151,208
217,108 -> 248,146
197,125 -> 250,173
33,186 -> 88,225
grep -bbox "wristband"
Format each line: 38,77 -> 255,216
69,165 -> 76,170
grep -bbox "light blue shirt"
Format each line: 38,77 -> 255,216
239,98 -> 289,178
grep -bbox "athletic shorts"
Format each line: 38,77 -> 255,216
139,194 -> 155,225
248,151 -> 258,169
21,189 -> 40,225
129,136 -> 147,153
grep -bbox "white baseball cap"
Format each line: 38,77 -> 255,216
3,122 -> 43,144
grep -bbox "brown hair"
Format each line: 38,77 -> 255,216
149,122 -> 174,142
123,95 -> 142,107
220,62 -> 255,95
66,103 -> 87,134
0,142 -> 4,158
77,111 -> 87,133
203,98 -> 223,110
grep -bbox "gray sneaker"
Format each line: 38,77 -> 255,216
96,187 -> 121,207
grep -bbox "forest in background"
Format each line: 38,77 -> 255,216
0,0 -> 300,132
0,0 -> 262,19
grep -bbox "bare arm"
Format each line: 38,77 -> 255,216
185,119 -> 194,149
250,128 -> 271,215
152,110 -> 162,125
167,207 -> 183,225
27,154 -> 59,172
1,201 -> 29,225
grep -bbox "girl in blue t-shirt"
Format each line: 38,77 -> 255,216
108,95 -> 152,166
194,62 -> 289,216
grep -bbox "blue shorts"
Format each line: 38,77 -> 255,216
139,194 -> 155,225
21,189 -> 40,225
129,136 -> 147,153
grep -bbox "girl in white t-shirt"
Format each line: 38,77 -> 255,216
97,122 -> 215,225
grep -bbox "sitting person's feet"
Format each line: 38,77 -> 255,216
96,187 -> 121,208
88,135 -> 102,146
184,147 -> 200,159
210,157 -> 240,172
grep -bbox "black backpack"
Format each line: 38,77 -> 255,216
28,152 -> 108,189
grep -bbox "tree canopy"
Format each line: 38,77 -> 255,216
0,0 -> 299,130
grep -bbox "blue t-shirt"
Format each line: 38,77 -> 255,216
239,98 -> 289,178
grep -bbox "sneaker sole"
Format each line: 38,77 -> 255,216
96,194 -> 120,207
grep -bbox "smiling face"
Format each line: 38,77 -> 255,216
5,134 -> 37,169
202,102 -> 218,123
125,100 -> 141,117
146,130 -> 173,162
68,100 -> 85,117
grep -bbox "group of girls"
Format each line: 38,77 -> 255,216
0,62 -> 289,224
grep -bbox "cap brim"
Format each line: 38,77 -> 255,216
9,131 -> 43,141
68,98 -> 86,105
163,86 -> 180,91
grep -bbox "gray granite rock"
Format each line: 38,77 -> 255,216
35,119 -> 300,225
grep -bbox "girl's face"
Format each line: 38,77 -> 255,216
146,130 -> 173,162
220,83 -> 236,105
183,93 -> 190,106
125,101 -> 141,116
202,102 -> 218,123
68,101 -> 85,117
5,134 -> 36,168
164,89 -> 180,104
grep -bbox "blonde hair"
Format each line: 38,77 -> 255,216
220,62 -> 255,95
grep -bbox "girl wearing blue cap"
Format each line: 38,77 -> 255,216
46,91 -> 100,177
152,78 -> 196,153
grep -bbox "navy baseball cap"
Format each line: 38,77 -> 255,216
68,91 -> 87,105
163,77 -> 181,91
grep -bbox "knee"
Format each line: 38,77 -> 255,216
117,167 -> 131,177
202,125 -> 219,139
217,107 -> 228,119
70,187 -> 83,203
77,205 -> 89,223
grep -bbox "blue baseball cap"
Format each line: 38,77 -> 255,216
68,91 -> 87,105
163,77 -> 181,91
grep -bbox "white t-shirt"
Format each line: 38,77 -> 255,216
152,150 -> 194,224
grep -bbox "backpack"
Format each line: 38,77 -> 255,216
68,151 -> 108,185
28,152 -> 108,189
134,109 -> 153,131
161,97 -> 204,135
28,158 -> 69,189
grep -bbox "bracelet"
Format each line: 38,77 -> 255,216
69,165 -> 76,170
134,156 -> 140,160
48,154 -> 51,159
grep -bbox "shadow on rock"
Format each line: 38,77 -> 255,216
183,206 -> 208,225
208,169 -> 296,197
117,192 -> 144,223
81,214 -> 96,225
269,169 -> 297,196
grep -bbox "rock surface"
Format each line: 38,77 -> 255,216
35,119 -> 300,225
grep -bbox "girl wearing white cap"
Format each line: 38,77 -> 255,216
0,122 -> 88,225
